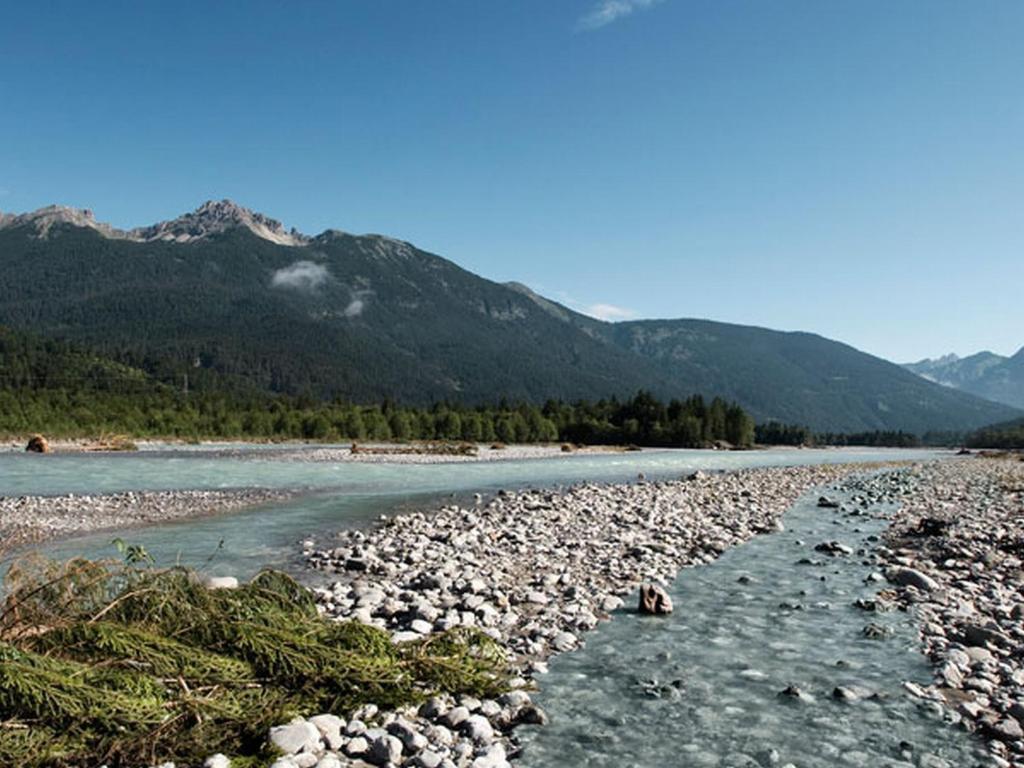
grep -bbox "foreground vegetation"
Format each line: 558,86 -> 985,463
0,554 -> 509,767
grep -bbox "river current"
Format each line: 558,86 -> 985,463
518,475 -> 988,767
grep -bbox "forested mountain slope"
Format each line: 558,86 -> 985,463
1,201 -> 1018,433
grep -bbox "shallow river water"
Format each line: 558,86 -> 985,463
517,475 -> 989,768
2,446 -> 941,578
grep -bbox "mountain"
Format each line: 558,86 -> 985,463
0,201 -> 1019,433
904,350 -> 1024,410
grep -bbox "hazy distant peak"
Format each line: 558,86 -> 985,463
130,199 -> 309,246
0,204 -> 129,239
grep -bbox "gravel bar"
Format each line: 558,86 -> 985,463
0,488 -> 294,551
879,457 -> 1024,768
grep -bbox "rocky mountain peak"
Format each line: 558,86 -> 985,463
0,200 -> 312,246
130,199 -> 309,246
0,204 -> 127,239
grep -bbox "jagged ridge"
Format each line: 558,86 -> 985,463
0,200 -> 310,247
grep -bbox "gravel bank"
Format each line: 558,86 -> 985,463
252,462 -> 886,768
878,457 -> 1024,767
0,488 -> 293,550
272,443 -> 639,465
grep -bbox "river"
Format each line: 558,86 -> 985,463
2,445 -> 940,578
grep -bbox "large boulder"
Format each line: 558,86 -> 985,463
638,583 -> 673,615
25,434 -> 51,453
887,566 -> 941,592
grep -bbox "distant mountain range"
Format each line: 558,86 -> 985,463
903,350 -> 1024,410
0,200 -> 1019,433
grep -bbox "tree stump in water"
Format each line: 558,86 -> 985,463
638,583 -> 673,615
25,434 -> 51,453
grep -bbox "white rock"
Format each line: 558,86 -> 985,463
269,719 -> 321,755
204,576 -> 239,590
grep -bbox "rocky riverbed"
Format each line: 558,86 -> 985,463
248,462 -> 885,768
878,457 -> 1024,768
0,488 -> 293,550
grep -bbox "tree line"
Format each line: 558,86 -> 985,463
0,386 -> 757,448
966,421 -> 1024,450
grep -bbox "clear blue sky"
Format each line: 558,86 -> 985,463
2,1 -> 1021,362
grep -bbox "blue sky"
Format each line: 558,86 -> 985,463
1,1 -> 1021,362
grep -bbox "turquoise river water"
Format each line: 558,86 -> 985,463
2,445 -> 939,577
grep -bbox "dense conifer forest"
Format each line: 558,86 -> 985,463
0,327 -> 756,447
0,326 -> 982,449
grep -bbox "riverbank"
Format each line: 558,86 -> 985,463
276,442 -> 649,464
3,437 -> 788,462
271,462 -> 897,768
879,457 -> 1024,768
0,488 -> 293,551
2,438 -> 658,461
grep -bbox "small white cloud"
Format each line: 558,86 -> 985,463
581,302 -> 638,321
343,298 -> 365,317
342,288 -> 373,318
271,260 -> 330,291
577,0 -> 663,30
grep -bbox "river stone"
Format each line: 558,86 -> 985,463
552,631 -> 578,652
368,733 -> 403,765
460,714 -> 494,744
270,720 -> 321,755
387,718 -> 428,752
601,595 -> 625,612
638,583 -> 673,615
204,576 -> 239,590
962,624 -> 1009,648
964,646 -> 994,664
441,705 -> 470,728
203,756 -> 230,768
410,618 -> 434,634
419,696 -> 448,720
777,685 -> 814,704
887,567 -> 940,592
498,690 -> 531,709
410,751 -> 444,768
344,736 -> 370,758
993,719 -> 1024,740
515,703 -> 549,725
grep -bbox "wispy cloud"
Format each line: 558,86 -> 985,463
530,283 -> 638,322
342,289 -> 373,318
581,302 -> 638,321
577,0 -> 664,30
271,260 -> 330,291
